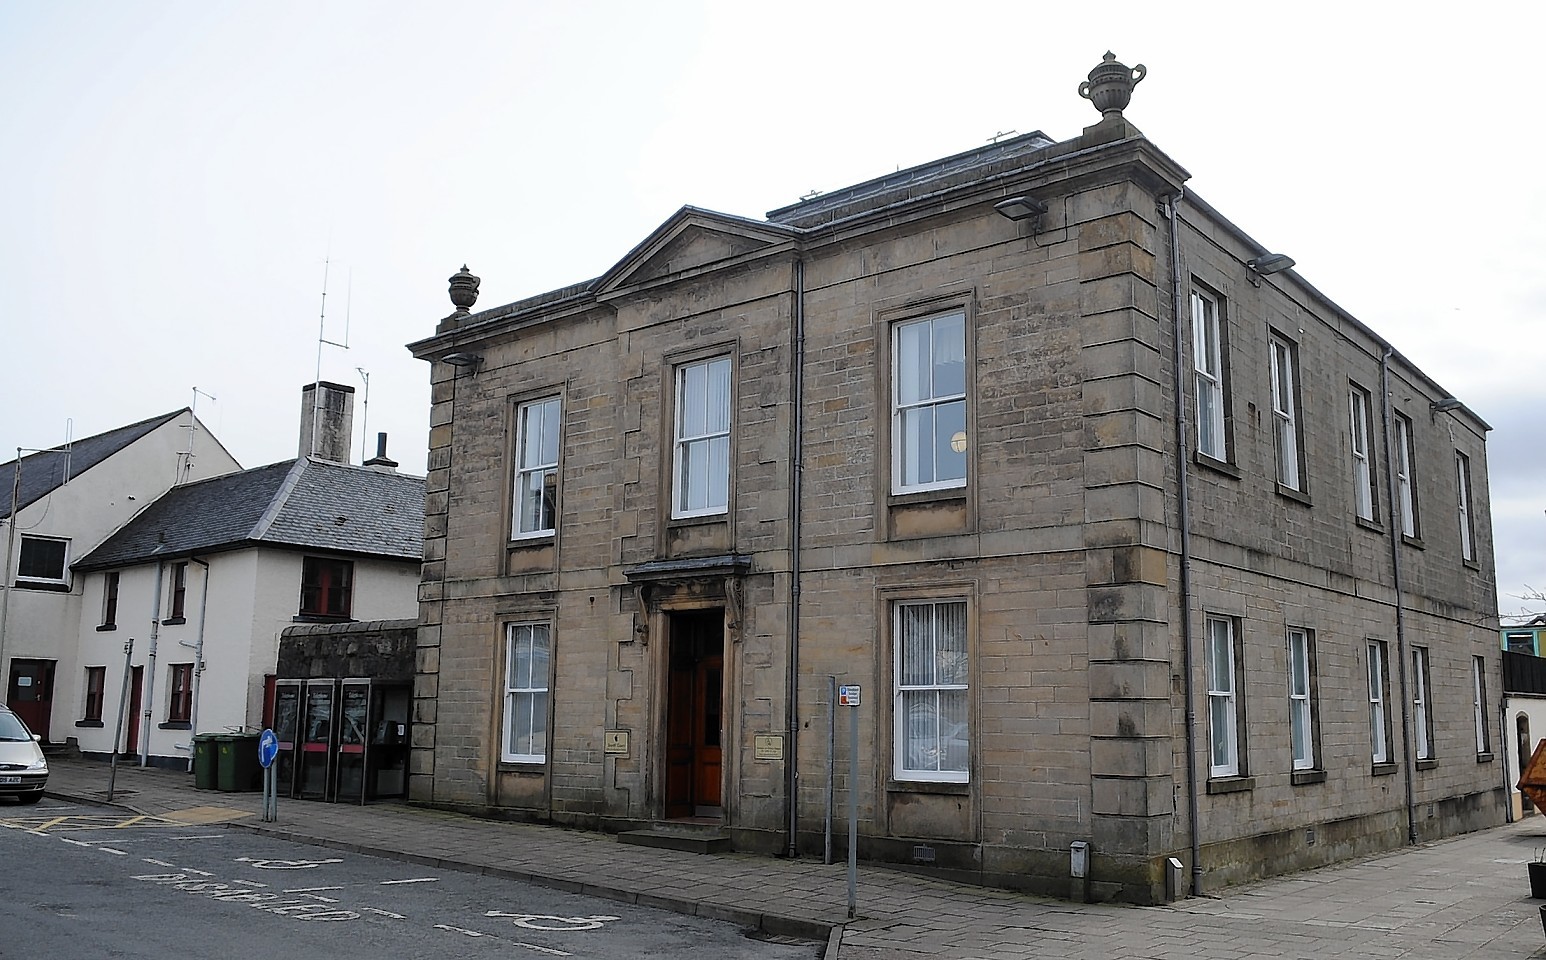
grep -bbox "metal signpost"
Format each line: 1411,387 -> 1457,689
258,727 -> 280,822
838,683 -> 860,919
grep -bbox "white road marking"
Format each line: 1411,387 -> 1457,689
361,907 -> 406,919
379,877 -> 438,885
183,868 -> 213,877
143,858 -> 176,867
234,880 -> 267,888
61,838 -> 94,848
132,874 -> 360,923
486,911 -> 621,931
434,927 -> 573,956
283,886 -> 344,893
97,847 -> 128,856
234,857 -> 342,870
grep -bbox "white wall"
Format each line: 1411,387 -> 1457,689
68,546 -> 418,765
1506,694 -> 1546,820
70,551 -> 259,762
0,415 -> 240,738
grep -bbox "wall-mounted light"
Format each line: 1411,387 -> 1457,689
441,351 -> 483,372
1430,397 -> 1464,416
994,196 -> 1047,222
1246,253 -> 1295,286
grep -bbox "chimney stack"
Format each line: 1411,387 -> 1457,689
299,382 -> 356,464
363,432 -> 399,472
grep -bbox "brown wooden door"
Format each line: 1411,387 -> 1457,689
666,663 -> 696,819
124,666 -> 143,757
6,659 -> 55,741
664,610 -> 725,819
694,656 -> 722,810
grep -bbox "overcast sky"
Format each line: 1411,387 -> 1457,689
2,2 -> 1541,618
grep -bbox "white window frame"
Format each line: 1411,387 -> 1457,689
501,622 -> 551,764
1287,628 -> 1315,771
893,599 -> 969,783
16,535 -> 69,587
1269,334 -> 1302,490
891,312 -> 968,494
1412,646 -> 1433,761
1349,386 -> 1376,521
1369,640 -> 1390,763
673,356 -> 732,518
1394,414 -> 1418,538
1473,655 -> 1490,755
1192,291 -> 1227,461
512,396 -> 562,538
1206,616 -> 1240,777
1457,452 -> 1475,562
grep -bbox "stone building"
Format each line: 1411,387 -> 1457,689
406,55 -> 1502,902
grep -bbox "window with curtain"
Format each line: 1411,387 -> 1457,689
674,356 -> 732,517
503,622 -> 551,763
893,600 -> 969,782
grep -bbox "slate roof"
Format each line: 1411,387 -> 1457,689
74,458 -> 426,571
0,410 -> 187,520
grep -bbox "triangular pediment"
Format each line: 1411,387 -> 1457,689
597,207 -> 796,295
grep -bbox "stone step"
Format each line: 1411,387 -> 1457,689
617,828 -> 732,854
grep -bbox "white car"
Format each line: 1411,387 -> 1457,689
0,705 -> 48,804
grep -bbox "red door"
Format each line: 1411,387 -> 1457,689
6,659 -> 55,741
124,666 -> 143,757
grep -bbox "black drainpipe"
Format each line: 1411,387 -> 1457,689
785,255 -> 806,858
1379,346 -> 1419,845
1163,192 -> 1204,896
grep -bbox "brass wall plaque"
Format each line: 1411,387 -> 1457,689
604,731 -> 629,755
754,734 -> 784,761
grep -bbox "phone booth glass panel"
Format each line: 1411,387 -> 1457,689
297,681 -> 337,800
335,681 -> 371,804
272,681 -> 302,798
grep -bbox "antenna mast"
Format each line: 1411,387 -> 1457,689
180,387 -> 217,483
356,367 -> 370,464
311,258 -> 350,457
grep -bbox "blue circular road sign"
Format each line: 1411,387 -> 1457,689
258,728 -> 280,768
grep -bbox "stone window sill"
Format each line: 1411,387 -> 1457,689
1372,761 -> 1398,776
1416,758 -> 1438,771
887,778 -> 970,796
1206,776 -> 1255,795
1193,452 -> 1240,480
1291,769 -> 1327,786
1275,484 -> 1311,506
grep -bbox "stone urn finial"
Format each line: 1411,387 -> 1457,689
448,265 -> 480,316
1079,51 -> 1146,119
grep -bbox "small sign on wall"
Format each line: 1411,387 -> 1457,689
754,734 -> 784,761
838,684 -> 861,707
603,731 -> 629,755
